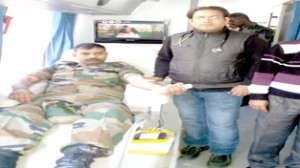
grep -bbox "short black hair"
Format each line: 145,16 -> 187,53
187,6 -> 230,19
74,43 -> 106,52
229,12 -> 250,20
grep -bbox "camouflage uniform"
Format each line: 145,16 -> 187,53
0,61 -> 143,156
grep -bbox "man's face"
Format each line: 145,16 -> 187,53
73,47 -> 108,66
189,9 -> 229,33
228,17 -> 246,29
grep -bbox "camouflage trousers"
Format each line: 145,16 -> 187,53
0,99 -> 134,156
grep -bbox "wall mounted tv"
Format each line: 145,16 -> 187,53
94,20 -> 168,44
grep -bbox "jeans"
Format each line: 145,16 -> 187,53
248,95 -> 300,168
173,89 -> 242,155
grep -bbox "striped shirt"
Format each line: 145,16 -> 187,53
249,40 -> 300,100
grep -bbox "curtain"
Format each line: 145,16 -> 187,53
43,12 -> 76,66
286,1 -> 300,40
0,6 -> 5,62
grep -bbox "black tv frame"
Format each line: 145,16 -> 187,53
94,20 -> 168,44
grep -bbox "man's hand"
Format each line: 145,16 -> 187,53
230,85 -> 249,96
249,100 -> 269,112
9,88 -> 34,103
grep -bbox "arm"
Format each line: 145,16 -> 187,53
9,66 -> 55,103
124,73 -> 190,95
242,35 -> 270,86
248,43 -> 285,112
9,75 -> 42,103
154,36 -> 173,80
230,36 -> 270,96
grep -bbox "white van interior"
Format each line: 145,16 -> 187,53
0,0 -> 299,167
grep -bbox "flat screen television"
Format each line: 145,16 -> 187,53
94,20 -> 168,44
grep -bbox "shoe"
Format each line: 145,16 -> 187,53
207,154 -> 232,167
0,150 -> 20,168
179,145 -> 209,159
55,144 -> 103,168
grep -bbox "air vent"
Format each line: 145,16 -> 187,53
97,0 -> 110,6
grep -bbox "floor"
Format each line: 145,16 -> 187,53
174,106 -> 295,168
3,97 -> 295,168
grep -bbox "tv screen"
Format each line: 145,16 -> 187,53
94,20 -> 168,44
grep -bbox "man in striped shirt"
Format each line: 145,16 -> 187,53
247,40 -> 300,168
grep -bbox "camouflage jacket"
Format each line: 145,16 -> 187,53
29,61 -> 143,103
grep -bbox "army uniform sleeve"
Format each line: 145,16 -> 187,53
27,64 -> 58,81
112,61 -> 144,81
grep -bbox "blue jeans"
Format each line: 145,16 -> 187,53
248,95 -> 300,168
173,89 -> 242,155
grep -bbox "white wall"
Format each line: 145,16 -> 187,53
0,0 -> 192,96
197,0 -> 284,27
73,0 -> 192,76
273,3 -> 294,43
72,0 -> 292,77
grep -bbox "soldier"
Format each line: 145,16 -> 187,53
0,43 -> 188,168
228,12 -> 274,47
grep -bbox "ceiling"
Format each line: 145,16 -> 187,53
0,0 -> 293,15
198,0 -> 293,7
0,0 -> 146,15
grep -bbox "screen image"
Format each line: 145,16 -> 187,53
94,20 -> 168,43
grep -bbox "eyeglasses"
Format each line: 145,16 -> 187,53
195,16 -> 223,21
